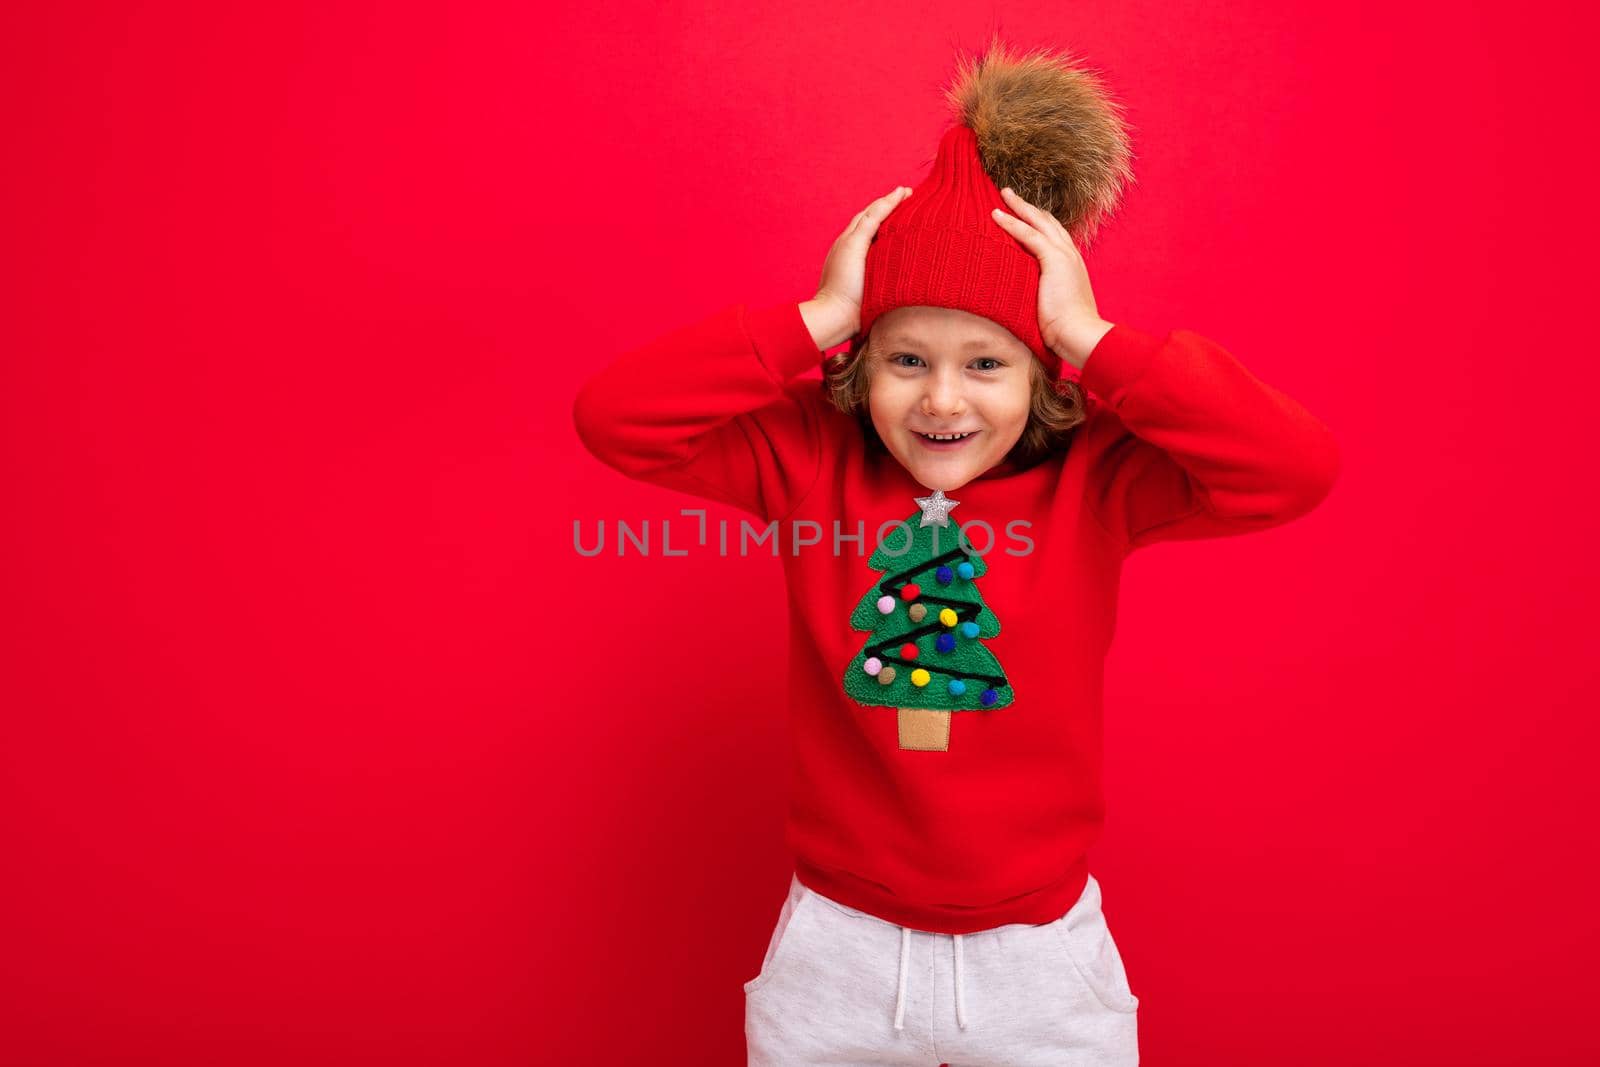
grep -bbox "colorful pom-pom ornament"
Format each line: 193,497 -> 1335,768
900,642 -> 919,660
948,679 -> 966,696
960,621 -> 979,638
863,657 -> 882,676
936,633 -> 956,653
900,583 -> 921,601
980,688 -> 998,706
936,565 -> 953,585
911,669 -> 931,687
957,561 -> 975,580
877,595 -> 896,615
939,608 -> 958,627
879,666 -> 897,685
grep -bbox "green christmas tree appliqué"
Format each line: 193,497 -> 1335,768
841,507 -> 1013,752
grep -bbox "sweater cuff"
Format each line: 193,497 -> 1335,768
1078,322 -> 1167,407
745,301 -> 826,383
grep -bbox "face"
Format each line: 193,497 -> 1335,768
864,305 -> 1035,492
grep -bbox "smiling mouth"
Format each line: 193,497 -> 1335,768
913,430 -> 980,452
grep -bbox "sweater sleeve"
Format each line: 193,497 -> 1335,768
570,301 -> 826,523
1077,323 -> 1341,555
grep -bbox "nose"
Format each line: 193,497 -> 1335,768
921,367 -> 965,418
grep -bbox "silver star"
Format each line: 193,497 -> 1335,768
914,488 -> 961,527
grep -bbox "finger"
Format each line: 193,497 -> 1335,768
873,186 -> 911,210
1000,187 -> 1069,245
854,187 -> 911,236
990,207 -> 1043,249
847,187 -> 902,228
1000,186 -> 1052,224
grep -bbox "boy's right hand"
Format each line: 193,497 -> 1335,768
802,186 -> 913,350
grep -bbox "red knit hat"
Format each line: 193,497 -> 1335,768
857,39 -> 1135,381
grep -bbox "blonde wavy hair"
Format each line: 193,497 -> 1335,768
820,329 -> 1087,469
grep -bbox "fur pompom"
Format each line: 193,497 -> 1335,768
944,34 -> 1135,248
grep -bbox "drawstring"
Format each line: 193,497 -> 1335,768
953,933 -> 967,1029
894,926 -> 911,1030
892,926 -> 970,1032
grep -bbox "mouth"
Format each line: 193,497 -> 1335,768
913,430 -> 980,451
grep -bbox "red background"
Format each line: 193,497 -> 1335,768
4,2 -> 1597,1064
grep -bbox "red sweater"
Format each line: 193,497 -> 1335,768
572,301 -> 1340,934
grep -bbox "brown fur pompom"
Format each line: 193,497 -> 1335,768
944,34 -> 1135,248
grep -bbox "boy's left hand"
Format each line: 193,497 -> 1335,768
991,187 -> 1113,370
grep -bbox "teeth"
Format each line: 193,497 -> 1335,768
921,431 -> 974,441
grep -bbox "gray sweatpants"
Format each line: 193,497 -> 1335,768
744,872 -> 1139,1066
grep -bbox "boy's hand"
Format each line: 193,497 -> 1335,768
990,187 -> 1113,370
804,186 -> 913,350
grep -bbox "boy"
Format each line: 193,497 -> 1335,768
572,40 -> 1338,1066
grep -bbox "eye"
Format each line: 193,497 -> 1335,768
889,354 -> 1003,370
